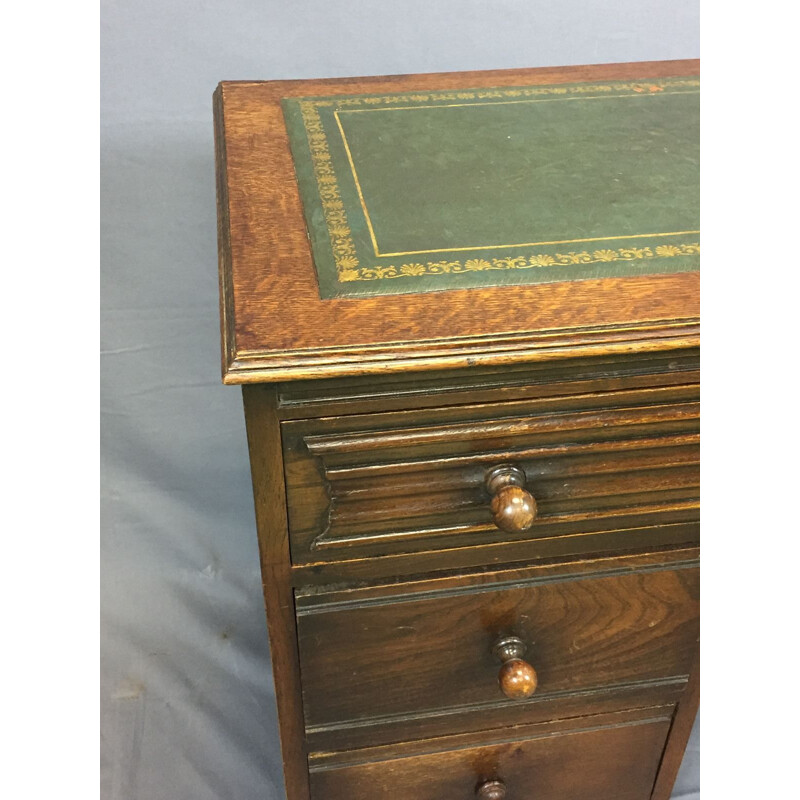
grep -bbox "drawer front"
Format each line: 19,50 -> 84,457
309,712 -> 672,800
282,384 -> 699,566
296,557 -> 699,732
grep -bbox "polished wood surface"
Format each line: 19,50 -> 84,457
307,709 -> 673,800
241,387 -> 310,800
305,674 -> 687,754
219,60 -> 701,800
491,484 -> 537,533
276,349 -> 700,418
282,379 -> 699,566
651,648 -> 700,800
494,635 -> 538,700
295,555 -> 699,731
495,653 -> 538,703
487,466 -> 538,533
294,548 -> 696,753
239,382 -> 699,797
214,60 -> 699,383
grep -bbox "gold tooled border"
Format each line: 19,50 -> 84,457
298,78 -> 700,283
339,244 -> 701,282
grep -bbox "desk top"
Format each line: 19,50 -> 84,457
214,60 -> 699,384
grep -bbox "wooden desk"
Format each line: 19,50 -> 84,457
214,59 -> 699,800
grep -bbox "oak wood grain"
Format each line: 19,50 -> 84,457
220,60 -> 701,800
308,704 -> 672,768
289,520 -> 700,587
214,60 -> 699,383
296,548 -> 698,752
308,710 -> 672,800
295,558 -> 699,732
241,386 -> 310,800
304,676 -> 687,753
276,350 -> 700,419
282,382 -> 699,565
651,648 -> 700,800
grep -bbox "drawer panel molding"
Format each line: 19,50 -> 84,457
296,557 -> 699,733
283,386 -> 699,564
308,709 -> 673,800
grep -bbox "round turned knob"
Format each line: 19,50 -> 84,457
485,465 -> 537,533
493,636 -> 538,700
477,779 -> 507,800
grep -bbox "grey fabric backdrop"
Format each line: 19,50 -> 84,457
100,2 -> 700,798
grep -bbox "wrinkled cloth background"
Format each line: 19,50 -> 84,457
100,2 -> 700,798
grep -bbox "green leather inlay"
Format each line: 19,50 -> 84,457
282,77 -> 699,299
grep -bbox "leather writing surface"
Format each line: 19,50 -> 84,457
282,77 -> 699,298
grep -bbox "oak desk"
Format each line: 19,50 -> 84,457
214,59 -> 699,800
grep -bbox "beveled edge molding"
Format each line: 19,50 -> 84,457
300,394 -> 699,552
213,86 -> 239,377
303,398 -> 700,455
311,500 -> 700,552
290,521 -> 700,586
321,431 -> 700,480
306,697 -> 680,770
295,557 -> 700,615
222,319 -> 700,384
276,352 -> 701,413
304,675 -> 688,739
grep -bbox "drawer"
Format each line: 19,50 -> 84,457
296,551 -> 699,744
282,384 -> 699,567
308,708 -> 673,800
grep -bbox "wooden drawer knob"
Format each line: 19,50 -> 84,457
485,465 -> 537,533
477,779 -> 507,799
493,635 -> 538,699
